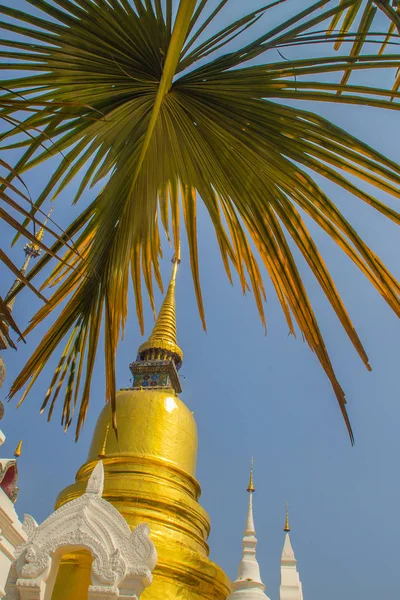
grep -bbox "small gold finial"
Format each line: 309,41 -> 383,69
14,439 -> 23,458
284,502 -> 290,532
247,458 -> 255,493
138,247 -> 183,366
24,206 -> 54,258
5,206 -> 54,314
98,423 -> 110,459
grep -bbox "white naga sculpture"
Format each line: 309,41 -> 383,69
4,461 -> 157,600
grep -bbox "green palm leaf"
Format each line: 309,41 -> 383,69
327,0 -> 400,91
1,0 -> 400,441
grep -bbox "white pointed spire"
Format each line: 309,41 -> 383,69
280,506 -> 303,600
227,460 -> 271,600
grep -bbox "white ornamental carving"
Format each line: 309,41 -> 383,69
5,461 -> 157,600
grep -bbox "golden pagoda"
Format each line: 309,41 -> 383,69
51,257 -> 231,600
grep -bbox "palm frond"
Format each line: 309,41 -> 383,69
0,295 -> 25,350
327,0 -> 400,90
1,0 -> 400,441
0,91 -> 84,351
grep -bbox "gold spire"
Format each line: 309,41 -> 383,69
247,458 -> 255,493
14,439 -> 22,458
284,502 -> 290,532
5,207 -> 53,312
138,250 -> 183,366
23,206 -> 53,258
98,423 -> 109,459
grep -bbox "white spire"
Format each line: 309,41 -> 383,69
280,508 -> 303,600
227,461 -> 271,600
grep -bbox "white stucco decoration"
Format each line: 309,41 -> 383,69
4,461 -> 157,600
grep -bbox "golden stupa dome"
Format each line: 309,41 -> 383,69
87,388 -> 197,479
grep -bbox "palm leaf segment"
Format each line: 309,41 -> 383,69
0,96 -> 79,349
1,0 -> 400,441
327,0 -> 400,90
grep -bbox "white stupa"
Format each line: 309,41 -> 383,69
279,506 -> 303,600
227,461 -> 271,600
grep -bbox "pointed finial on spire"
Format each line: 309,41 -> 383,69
14,439 -> 22,458
130,249 -> 183,393
98,423 -> 109,459
86,460 -> 104,495
284,502 -> 290,532
4,206 -> 54,315
138,245 -> 183,368
280,505 -> 302,598
247,457 -> 255,493
23,206 -> 54,259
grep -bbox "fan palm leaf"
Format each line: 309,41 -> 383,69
0,93 -> 85,349
1,0 -> 400,440
327,0 -> 400,90
0,104 -> 83,298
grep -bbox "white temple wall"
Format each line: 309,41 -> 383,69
0,490 -> 26,598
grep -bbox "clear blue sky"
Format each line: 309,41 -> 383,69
1,2 -> 399,599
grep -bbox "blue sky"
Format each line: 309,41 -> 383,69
1,1 -> 399,599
